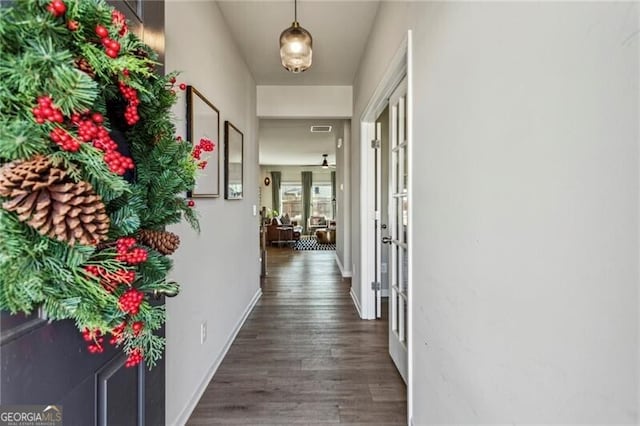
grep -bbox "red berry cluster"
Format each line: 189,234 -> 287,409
119,82 -> 140,125
32,96 -> 64,124
47,0 -> 66,17
85,265 -> 135,293
111,10 -> 128,37
116,237 -> 148,265
199,138 -> 215,151
95,25 -> 121,59
132,321 -> 144,336
125,348 -> 143,368
197,160 -> 208,169
192,137 -> 215,160
50,127 -> 81,152
71,112 -> 135,176
103,150 -> 135,175
82,328 -> 105,354
187,199 -> 195,208
118,288 -> 144,315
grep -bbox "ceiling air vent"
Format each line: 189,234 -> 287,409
310,125 -> 332,133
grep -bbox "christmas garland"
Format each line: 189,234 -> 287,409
0,0 -> 209,368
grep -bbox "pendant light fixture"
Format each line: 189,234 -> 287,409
321,154 -> 329,169
279,0 -> 312,73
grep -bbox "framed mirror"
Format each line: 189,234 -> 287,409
224,121 -> 243,200
187,86 -> 220,197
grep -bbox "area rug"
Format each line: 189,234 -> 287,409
294,238 -> 336,251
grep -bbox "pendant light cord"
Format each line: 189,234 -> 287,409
294,0 -> 297,23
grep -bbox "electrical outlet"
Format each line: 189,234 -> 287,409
200,321 -> 207,344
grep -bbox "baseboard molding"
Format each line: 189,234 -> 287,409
350,287 -> 363,319
335,254 -> 352,278
171,287 -> 262,426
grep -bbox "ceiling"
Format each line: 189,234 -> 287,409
259,119 -> 342,165
217,1 -> 380,85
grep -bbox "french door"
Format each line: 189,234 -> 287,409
388,77 -> 408,382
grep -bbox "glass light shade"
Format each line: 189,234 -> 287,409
280,22 -> 312,73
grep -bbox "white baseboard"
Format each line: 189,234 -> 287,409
170,287 -> 262,426
335,254 -> 352,277
350,287 -> 363,319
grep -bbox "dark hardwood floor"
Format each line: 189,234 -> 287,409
187,246 -> 407,425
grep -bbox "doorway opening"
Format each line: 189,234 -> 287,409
258,119 -> 343,278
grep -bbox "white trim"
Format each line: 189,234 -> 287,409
360,120 -> 376,320
171,288 -> 262,426
349,287 -> 363,319
359,36 -> 409,322
335,254 -> 352,277
406,30 -> 414,425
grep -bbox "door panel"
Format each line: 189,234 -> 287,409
388,77 -> 409,382
97,355 -> 139,426
0,2 -> 166,425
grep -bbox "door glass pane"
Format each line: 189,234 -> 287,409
402,196 -> 408,243
397,245 -> 403,292
399,293 -> 405,343
403,96 -> 408,143
395,155 -> 400,193
403,298 -> 408,345
396,199 -> 402,243
395,288 -> 401,336
401,247 -> 408,294
400,147 -> 405,193
403,146 -> 408,191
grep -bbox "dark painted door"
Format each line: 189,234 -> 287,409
0,2 -> 166,425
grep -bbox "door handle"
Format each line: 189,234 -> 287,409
381,237 -> 392,245
381,224 -> 387,229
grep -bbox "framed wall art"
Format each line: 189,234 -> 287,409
224,121 -> 243,200
187,86 -> 220,197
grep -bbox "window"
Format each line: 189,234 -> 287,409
311,183 -> 333,219
280,181 -> 334,222
280,183 -> 302,223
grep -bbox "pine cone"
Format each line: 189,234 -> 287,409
137,229 -> 180,255
0,156 -> 66,197
74,57 -> 95,78
0,156 -> 109,246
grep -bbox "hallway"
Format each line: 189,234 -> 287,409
187,247 -> 406,425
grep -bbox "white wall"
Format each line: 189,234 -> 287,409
165,2 -> 260,425
336,120 -> 352,277
257,85 -> 352,118
353,1 -> 639,423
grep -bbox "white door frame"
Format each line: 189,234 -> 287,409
358,30 -> 413,421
